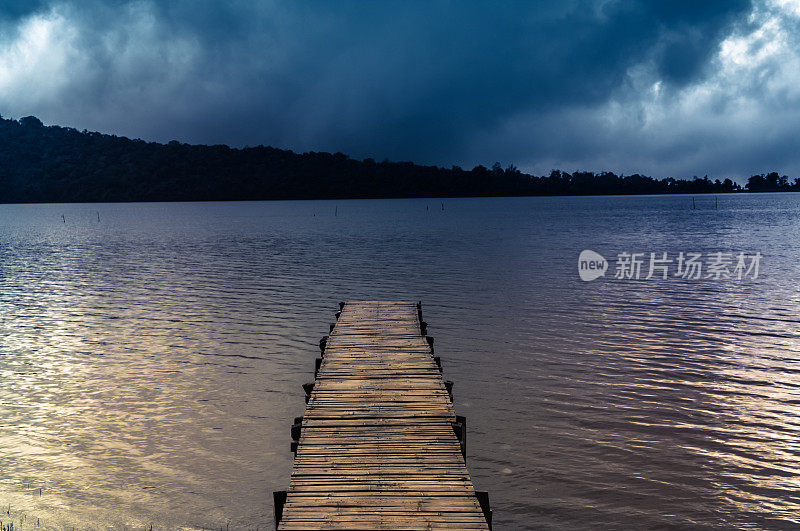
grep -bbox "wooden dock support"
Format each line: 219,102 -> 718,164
275,301 -> 490,529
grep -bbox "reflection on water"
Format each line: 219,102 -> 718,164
1,195 -> 799,529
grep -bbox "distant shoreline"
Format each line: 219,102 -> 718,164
2,115 -> 798,204
4,191 -> 800,208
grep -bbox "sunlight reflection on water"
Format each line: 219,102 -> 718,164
1,195 -> 799,529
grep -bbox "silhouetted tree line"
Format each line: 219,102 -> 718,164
744,172 -> 800,192
0,115 -> 795,203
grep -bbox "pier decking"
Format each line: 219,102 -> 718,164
275,301 -> 491,530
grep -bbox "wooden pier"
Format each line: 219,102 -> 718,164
274,301 -> 491,530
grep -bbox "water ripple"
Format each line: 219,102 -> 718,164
1,196 -> 799,529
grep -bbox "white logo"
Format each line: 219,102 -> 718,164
578,250 -> 762,281
578,250 -> 607,281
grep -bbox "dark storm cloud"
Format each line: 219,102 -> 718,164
5,0 -> 798,179
0,1 -> 48,18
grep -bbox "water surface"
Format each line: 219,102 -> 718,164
1,195 -> 799,529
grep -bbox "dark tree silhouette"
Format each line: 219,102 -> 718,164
0,115 -> 794,204
746,172 -> 795,191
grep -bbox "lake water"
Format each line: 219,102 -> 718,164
1,195 -> 799,529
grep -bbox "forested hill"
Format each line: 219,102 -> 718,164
0,115 -> 795,203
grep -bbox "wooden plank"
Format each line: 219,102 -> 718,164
278,301 -> 489,530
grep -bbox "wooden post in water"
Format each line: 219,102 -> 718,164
275,301 -> 491,529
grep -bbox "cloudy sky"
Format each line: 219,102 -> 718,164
1,1 -> 799,179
